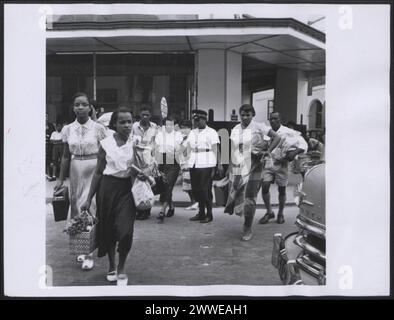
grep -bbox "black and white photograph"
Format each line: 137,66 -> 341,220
3,2 -> 391,297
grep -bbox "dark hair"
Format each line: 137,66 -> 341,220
72,92 -> 90,105
161,116 -> 177,126
140,106 -> 151,114
90,99 -> 98,109
179,120 -> 192,128
239,104 -> 256,116
69,92 -> 91,119
109,107 -> 133,131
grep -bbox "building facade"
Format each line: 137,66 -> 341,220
46,14 -> 325,135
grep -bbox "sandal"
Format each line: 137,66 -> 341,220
117,273 -> 128,286
82,258 -> 94,270
106,271 -> 117,282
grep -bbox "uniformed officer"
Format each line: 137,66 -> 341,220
186,109 -> 224,223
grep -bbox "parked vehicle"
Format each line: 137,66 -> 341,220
271,158 -> 326,285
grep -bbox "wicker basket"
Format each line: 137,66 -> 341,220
69,224 -> 98,256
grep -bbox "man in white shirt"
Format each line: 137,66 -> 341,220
186,109 -> 224,223
49,123 -> 64,181
132,108 -> 158,220
259,112 -> 307,225
229,104 -> 281,241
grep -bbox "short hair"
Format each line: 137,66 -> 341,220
239,104 -> 256,116
270,112 -> 281,117
140,106 -> 151,114
179,120 -> 192,128
162,115 -> 177,126
109,107 -> 133,131
72,92 -> 90,105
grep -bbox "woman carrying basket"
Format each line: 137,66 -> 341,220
81,107 -> 143,285
54,92 -> 107,270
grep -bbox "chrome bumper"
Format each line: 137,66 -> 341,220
272,233 -> 303,285
272,233 -> 326,285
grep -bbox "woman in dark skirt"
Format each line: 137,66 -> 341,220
81,107 -> 144,285
154,116 -> 183,223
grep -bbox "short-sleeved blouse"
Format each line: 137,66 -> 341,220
61,118 -> 107,156
101,133 -> 134,178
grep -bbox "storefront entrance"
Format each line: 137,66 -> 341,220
46,53 -> 195,124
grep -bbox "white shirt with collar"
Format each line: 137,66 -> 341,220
155,127 -> 184,154
186,126 -> 220,168
132,121 -> 157,146
230,120 -> 271,166
61,118 -> 107,156
230,120 -> 271,147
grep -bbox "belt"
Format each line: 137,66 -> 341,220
193,148 -> 212,153
72,154 -> 97,160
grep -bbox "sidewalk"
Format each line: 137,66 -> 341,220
46,202 -> 299,287
46,173 -> 301,286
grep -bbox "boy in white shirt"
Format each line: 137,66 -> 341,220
259,112 -> 307,225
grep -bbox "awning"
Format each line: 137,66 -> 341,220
47,17 -> 325,72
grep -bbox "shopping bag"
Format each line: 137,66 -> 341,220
214,184 -> 229,207
132,179 -> 155,210
52,186 -> 70,222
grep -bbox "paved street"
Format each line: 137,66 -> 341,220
46,179 -> 299,287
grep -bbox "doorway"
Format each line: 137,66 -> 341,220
252,88 -> 274,123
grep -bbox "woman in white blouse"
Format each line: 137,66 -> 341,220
81,107 -> 141,285
54,92 -> 107,270
154,116 -> 184,223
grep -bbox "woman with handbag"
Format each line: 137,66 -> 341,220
154,116 -> 184,223
81,107 -> 143,285
54,92 -> 107,270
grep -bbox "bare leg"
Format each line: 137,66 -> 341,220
278,186 -> 286,216
107,243 -> 116,273
262,182 -> 273,215
117,237 -> 133,275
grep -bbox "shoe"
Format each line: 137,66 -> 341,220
189,214 -> 203,221
277,214 -> 285,224
200,216 -> 213,223
186,203 -> 199,210
166,208 -> 175,217
82,258 -> 94,270
241,228 -> 253,241
117,273 -> 128,286
76,254 -> 86,262
106,271 -> 117,282
259,212 -> 275,224
157,212 -> 165,223
49,176 -> 56,182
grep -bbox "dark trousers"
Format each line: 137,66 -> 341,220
190,167 -> 214,218
159,163 -> 180,204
